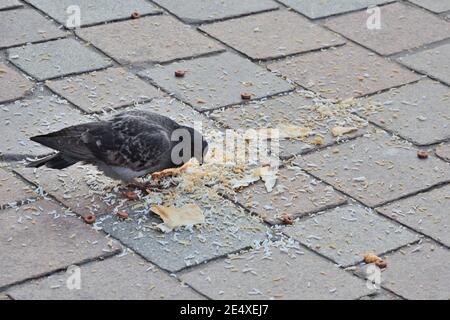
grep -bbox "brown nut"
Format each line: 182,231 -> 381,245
84,214 -> 96,224
375,260 -> 387,269
241,92 -> 252,100
175,70 -> 186,77
280,213 -> 294,225
131,11 -> 140,19
117,211 -> 129,220
125,191 -> 139,201
417,150 -> 429,159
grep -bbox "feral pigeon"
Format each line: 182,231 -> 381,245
27,110 -> 208,184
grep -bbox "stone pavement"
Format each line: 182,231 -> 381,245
0,0 -> 449,300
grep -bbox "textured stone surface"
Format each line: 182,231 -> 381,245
358,80 -> 450,145
398,43 -> 450,86
0,63 -> 33,103
76,15 -> 222,65
27,0 -> 160,27
140,52 -> 293,111
358,290 -> 401,300
377,185 -> 450,247
46,67 -> 163,113
0,9 -> 66,49
278,0 -> 393,19
324,3 -> 450,56
436,144 -> 450,162
0,93 -> 92,156
0,0 -> 22,10
268,44 -> 420,101
0,168 -> 35,209
233,166 -> 347,224
7,253 -> 202,300
299,129 -> 450,207
7,39 -> 111,81
152,0 -> 278,23
283,203 -> 419,266
0,199 -> 120,288
181,245 -> 370,299
200,10 -> 344,60
409,0 -> 450,13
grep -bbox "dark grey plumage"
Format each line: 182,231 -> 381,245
28,110 -> 208,182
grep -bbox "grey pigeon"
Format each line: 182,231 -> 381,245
27,110 -> 208,185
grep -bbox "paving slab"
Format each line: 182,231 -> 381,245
436,144 -> 450,162
200,10 -> 345,60
324,3 -> 450,56
76,15 -> 222,65
409,0 -> 450,13
268,44 -> 420,101
152,0 -> 279,24
398,43 -> 450,86
7,38 -> 112,81
0,63 -> 33,103
278,0 -> 393,19
358,79 -> 450,146
0,0 -> 22,10
180,244 -> 370,299
0,9 -> 66,49
377,185 -> 450,247
298,129 -> 450,207
7,253 -> 202,299
283,203 -> 419,266
26,0 -> 161,27
46,67 -> 163,113
0,168 -> 35,209
233,166 -> 347,225
0,199 -> 120,288
140,52 -> 293,111
0,93 -> 92,156
358,290 -> 401,300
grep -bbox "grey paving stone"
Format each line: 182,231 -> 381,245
27,0 -> 160,27
7,253 -> 202,299
0,63 -> 33,103
0,168 -> 35,209
377,185 -> 450,247
436,144 -> 450,162
180,244 -> 370,299
209,92 -> 367,158
152,0 -> 279,24
358,79 -> 450,146
0,199 -> 120,288
268,44 -> 420,101
325,3 -> 450,56
139,52 -> 293,111
283,203 -> 419,266
7,38 -> 112,81
398,43 -> 450,86
278,0 -> 393,19
376,240 -> 450,299
76,15 -> 222,65
0,93 -> 93,156
0,0 -> 22,10
98,190 -> 268,273
46,67 -> 163,113
358,290 -> 401,300
409,0 -> 450,13
298,129 -> 450,207
232,166 -> 347,225
0,9 -> 66,49
200,10 -> 345,60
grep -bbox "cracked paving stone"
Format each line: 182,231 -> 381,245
324,3 -> 450,56
408,0 -> 450,13
0,9 -> 66,49
436,144 -> 450,162
283,203 -> 419,267
200,10 -> 345,60
152,0 -> 279,24
268,44 -> 420,101
7,253 -> 202,299
76,15 -> 222,65
278,0 -> 393,19
45,67 -> 163,113
26,0 -> 161,27
140,52 -> 293,111
0,168 -> 35,209
0,63 -> 33,103
377,185 -> 450,247
398,43 -> 450,86
0,93 -> 93,156
0,0 -> 22,10
232,166 -> 347,225
358,79 -> 450,146
180,244 -> 371,299
7,38 -> 112,81
358,290 -> 401,300
298,129 -> 450,207
209,91 -> 367,158
0,199 -> 120,288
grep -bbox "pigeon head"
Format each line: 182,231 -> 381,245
171,125 -> 208,166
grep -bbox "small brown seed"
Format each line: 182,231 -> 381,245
175,70 -> 186,77
280,213 -> 294,225
117,211 -> 129,220
241,92 -> 252,100
131,12 -> 140,19
126,191 -> 139,201
417,150 -> 429,159
375,260 -> 387,269
84,214 -> 96,224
